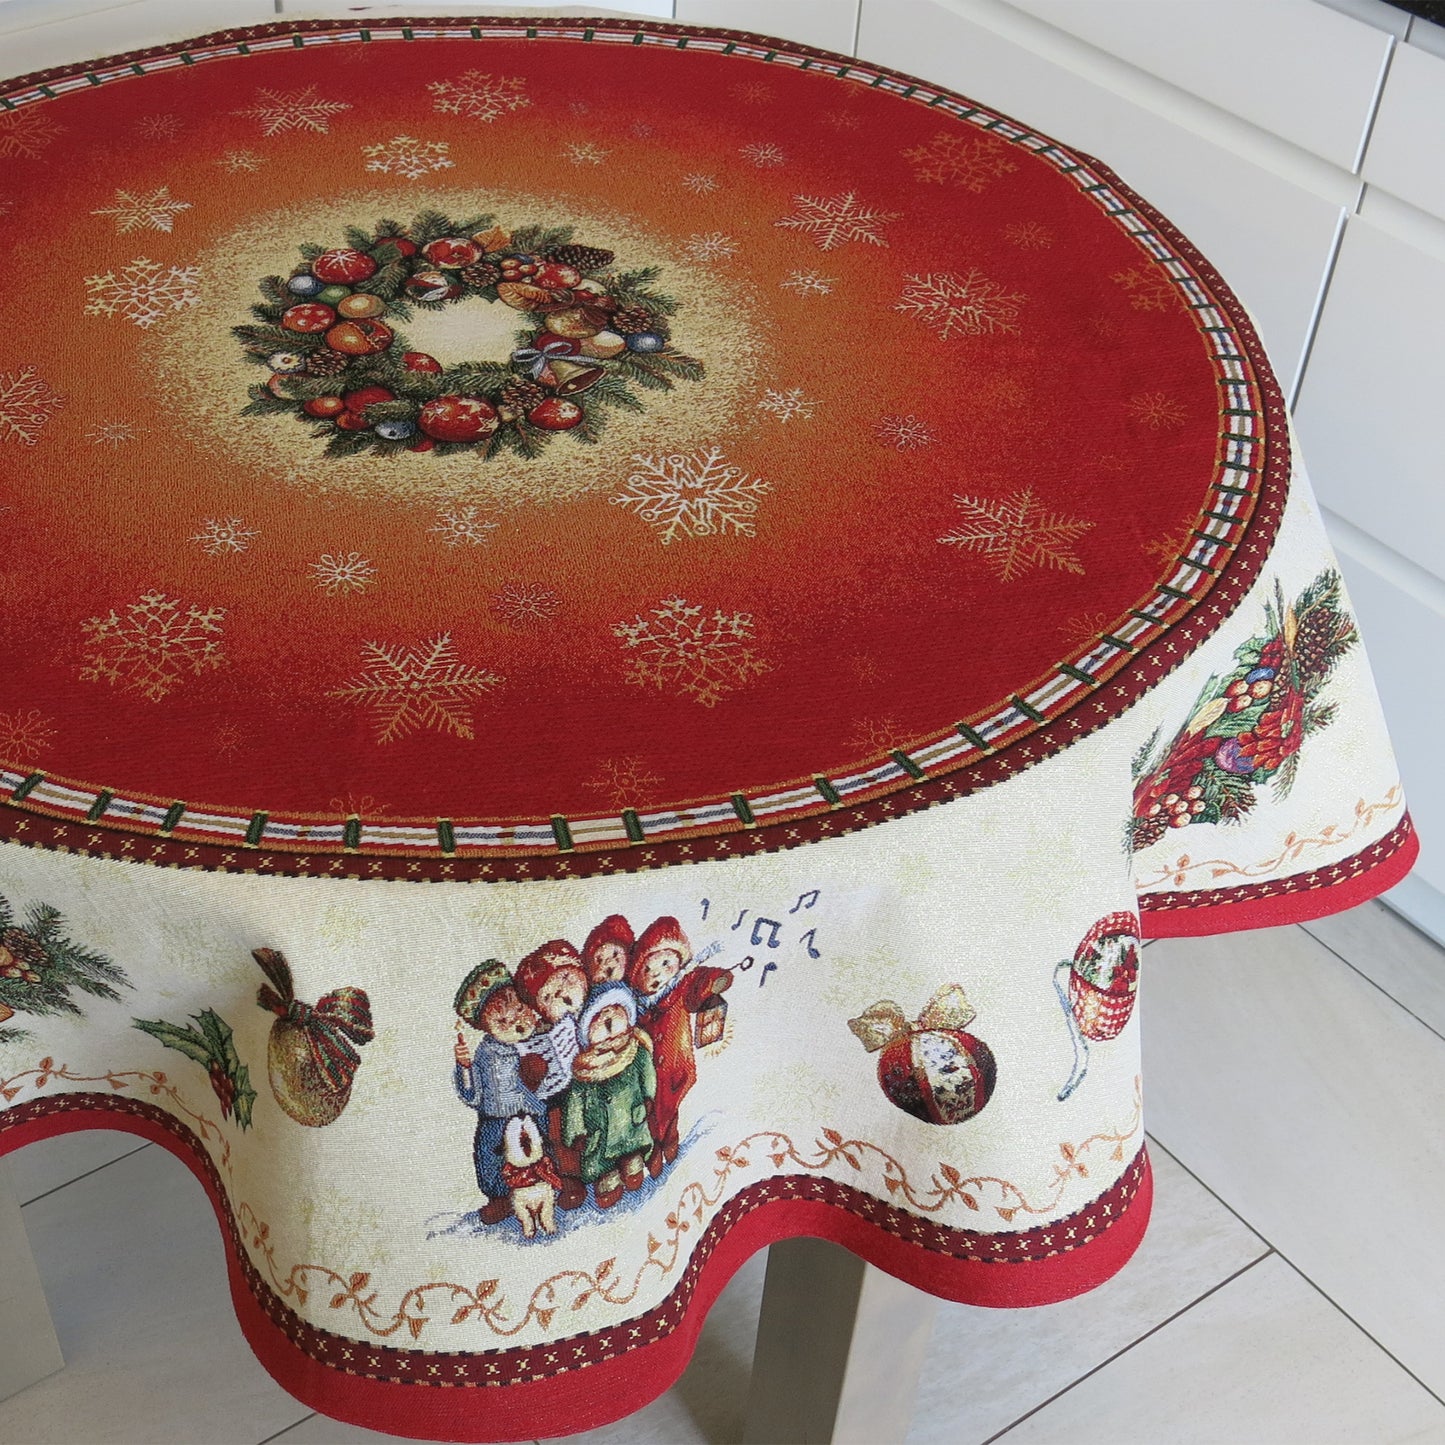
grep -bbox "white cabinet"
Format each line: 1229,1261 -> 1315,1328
675,0 -> 861,53
1362,39 -> 1445,224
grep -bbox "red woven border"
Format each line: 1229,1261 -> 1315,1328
0,16 -> 1289,883
1,1092 -> 1152,1439
1140,812 -> 1417,938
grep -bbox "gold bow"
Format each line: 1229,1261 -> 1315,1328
847,984 -> 976,1053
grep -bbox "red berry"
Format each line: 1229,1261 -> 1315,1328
303,396 -> 347,418
527,396 -> 585,431
403,351 -> 443,373
281,303 -> 335,334
408,435 -> 436,452
335,411 -> 372,432
1169,813 -> 1192,828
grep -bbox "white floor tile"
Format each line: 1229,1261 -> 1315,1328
1143,924 -> 1445,1399
1302,900 -> 1445,1040
0,1145 -> 310,1445
5,1129 -> 152,1205
905,1141 -> 1267,1445
991,1254 -> 1445,1444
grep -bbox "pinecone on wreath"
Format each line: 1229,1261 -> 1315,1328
611,305 -> 656,336
501,378 -> 546,413
461,261 -> 502,288
546,244 -> 615,272
1293,606 -> 1350,689
305,348 -> 349,377
0,926 -> 48,986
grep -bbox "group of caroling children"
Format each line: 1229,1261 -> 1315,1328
453,913 -> 732,1226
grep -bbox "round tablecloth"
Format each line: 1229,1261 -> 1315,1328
0,15 -> 1417,1441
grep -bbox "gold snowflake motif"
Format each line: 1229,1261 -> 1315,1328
565,142 -> 610,167
0,708 -> 56,762
757,388 -> 816,424
191,518 -> 258,555
214,723 -> 245,759
1003,221 -> 1054,249
896,271 -> 1025,339
731,81 -> 774,105
1127,392 -> 1187,430
84,257 -> 201,329
310,552 -> 375,596
821,110 -> 862,132
234,87 -> 352,136
80,591 -> 226,702
219,150 -> 264,173
427,72 -> 530,123
429,506 -> 497,547
0,110 -> 64,160
490,582 -> 562,628
775,192 -> 899,251
1112,267 -> 1178,312
134,114 -> 183,142
328,635 -> 503,744
1142,525 -> 1194,568
631,121 -> 654,139
0,367 -> 65,446
851,717 -> 909,753
780,270 -> 837,297
1058,611 -> 1112,649
90,186 -> 192,235
686,232 -> 739,263
86,420 -> 142,447
902,133 -> 1017,192
584,756 -> 663,808
874,414 -> 934,450
362,136 -> 453,179
327,792 -> 391,817
568,101 -> 592,117
613,598 -> 770,708
681,173 -> 719,195
939,490 -> 1094,580
740,142 -> 787,167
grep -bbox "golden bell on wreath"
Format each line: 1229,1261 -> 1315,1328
545,357 -> 607,396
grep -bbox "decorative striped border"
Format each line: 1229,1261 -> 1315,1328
0,17 -> 1289,882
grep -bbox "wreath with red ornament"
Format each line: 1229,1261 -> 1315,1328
1129,569 -> 1359,851
234,209 -> 704,457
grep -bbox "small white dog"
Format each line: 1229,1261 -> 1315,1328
500,1113 -> 561,1238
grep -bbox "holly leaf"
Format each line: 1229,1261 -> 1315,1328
132,1017 -> 212,1066
231,1063 -> 256,1130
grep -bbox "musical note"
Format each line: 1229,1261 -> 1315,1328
700,898 -> 710,920
800,928 -> 821,959
789,889 -> 820,913
737,954 -> 755,972
731,908 -> 748,931
760,961 -> 778,986
750,917 -> 782,948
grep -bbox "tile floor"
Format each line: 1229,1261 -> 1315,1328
3,899 -> 1445,1445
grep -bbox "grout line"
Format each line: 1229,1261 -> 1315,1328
978,1250 -> 1276,1444
256,1412 -> 316,1445
1296,922 -> 1445,1048
1144,1126 -> 1445,1412
18,1140 -> 152,1208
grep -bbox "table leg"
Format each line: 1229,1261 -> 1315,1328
0,1160 -> 64,1402
743,1238 -> 938,1445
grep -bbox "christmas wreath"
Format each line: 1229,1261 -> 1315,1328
234,209 -> 704,458
1129,569 -> 1359,851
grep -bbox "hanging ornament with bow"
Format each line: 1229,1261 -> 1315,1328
1053,913 -> 1140,1102
847,983 -> 996,1126
254,948 -> 375,1127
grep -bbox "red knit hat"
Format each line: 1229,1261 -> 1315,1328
514,939 -> 583,1009
582,914 -> 634,972
627,916 -> 693,989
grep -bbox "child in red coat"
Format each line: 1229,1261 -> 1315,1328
626,916 -> 731,1175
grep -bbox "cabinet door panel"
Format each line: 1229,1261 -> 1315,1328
675,0 -> 860,54
1362,41 -> 1445,223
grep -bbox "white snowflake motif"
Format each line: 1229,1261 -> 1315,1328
135,114 -> 182,142
429,506 -> 498,548
191,518 -> 258,555
613,598 -> 770,707
427,71 -> 530,123
565,142 -> 610,167
90,187 -> 192,235
775,192 -> 899,251
895,271 -> 1025,338
86,420 -> 142,447
0,708 -> 56,763
686,231 -> 739,263
938,489 -> 1094,581
757,388 -> 816,424
0,110 -> 64,160
84,257 -> 201,329
740,142 -> 787,168
1127,392 -> 1187,430
584,755 -> 661,807
80,591 -> 226,701
362,136 -> 453,179
0,367 -> 65,446
329,634 -> 502,743
780,270 -> 837,297
490,582 -> 562,628
310,552 -> 375,596
234,87 -> 352,136
875,414 -> 935,450
219,149 -> 264,173
681,173 -> 719,195
902,132 -> 1017,191
612,447 -> 772,545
